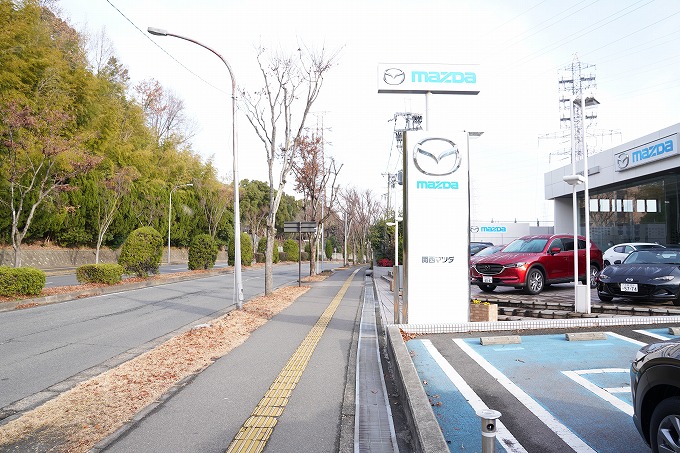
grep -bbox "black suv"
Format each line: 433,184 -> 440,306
631,338 -> 680,452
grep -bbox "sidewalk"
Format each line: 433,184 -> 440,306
84,266 -> 402,453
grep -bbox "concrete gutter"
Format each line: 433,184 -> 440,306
385,325 -> 449,452
0,268 -> 232,313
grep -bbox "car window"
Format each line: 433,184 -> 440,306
503,238 -> 548,253
548,238 -> 563,251
614,246 -> 625,253
577,239 -> 587,250
563,238 -> 575,251
624,245 -> 633,253
635,244 -> 664,250
624,250 -> 679,264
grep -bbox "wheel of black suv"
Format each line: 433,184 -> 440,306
479,284 -> 496,293
650,396 -> 680,453
589,265 -> 599,287
524,268 -> 544,295
598,294 -> 613,302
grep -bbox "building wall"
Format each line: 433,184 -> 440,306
545,122 -> 680,246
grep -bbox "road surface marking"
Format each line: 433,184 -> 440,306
225,269 -> 359,453
422,340 -> 527,453
454,338 -> 596,453
561,369 -> 633,416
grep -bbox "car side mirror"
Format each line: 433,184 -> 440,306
614,260 -> 621,264
550,247 -> 561,255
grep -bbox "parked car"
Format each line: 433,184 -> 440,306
469,234 -> 603,295
596,248 -> 680,305
470,244 -> 506,266
470,241 -> 493,256
603,242 -> 665,267
631,338 -> 680,453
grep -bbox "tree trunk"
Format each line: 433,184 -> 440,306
264,224 -> 276,295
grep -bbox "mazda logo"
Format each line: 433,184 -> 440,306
617,152 -> 630,170
626,278 -> 634,282
470,226 -> 479,233
383,68 -> 405,85
413,137 -> 461,176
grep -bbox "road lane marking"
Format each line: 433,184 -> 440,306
453,338 -> 597,453
225,269 -> 359,453
606,331 -> 647,346
561,369 -> 633,416
422,340 -> 527,453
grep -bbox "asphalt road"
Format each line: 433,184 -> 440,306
0,262 -> 334,420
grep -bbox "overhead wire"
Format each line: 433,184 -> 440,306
104,0 -> 228,95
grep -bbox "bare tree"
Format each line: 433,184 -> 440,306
239,44 -> 339,294
291,134 -> 342,275
134,78 -> 195,148
341,187 -> 380,264
195,176 -> 232,239
0,102 -> 100,267
94,167 -> 139,263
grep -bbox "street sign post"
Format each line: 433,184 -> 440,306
284,221 -> 318,285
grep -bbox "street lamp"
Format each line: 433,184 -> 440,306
148,27 -> 244,309
563,95 -> 599,314
168,183 -> 193,264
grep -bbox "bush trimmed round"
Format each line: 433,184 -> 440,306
188,234 -> 218,270
118,226 -> 163,277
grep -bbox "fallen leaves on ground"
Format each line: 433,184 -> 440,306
0,283 -> 313,452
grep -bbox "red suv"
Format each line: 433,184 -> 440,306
470,234 -> 603,295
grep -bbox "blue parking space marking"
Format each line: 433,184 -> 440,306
407,339 -> 527,453
455,333 -> 649,453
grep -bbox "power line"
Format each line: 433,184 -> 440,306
104,0 -> 228,95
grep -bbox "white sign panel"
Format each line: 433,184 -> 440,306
377,63 -> 480,94
614,134 -> 677,171
403,130 -> 470,324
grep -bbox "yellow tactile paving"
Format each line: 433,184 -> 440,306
225,269 -> 359,453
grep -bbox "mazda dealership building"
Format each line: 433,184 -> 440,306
545,122 -> 680,249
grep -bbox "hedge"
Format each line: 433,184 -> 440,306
0,266 -> 45,296
118,226 -> 164,277
76,264 -> 124,284
188,234 -> 218,270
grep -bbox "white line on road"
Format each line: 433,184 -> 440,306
454,339 -> 597,453
422,340 -> 527,453
561,369 -> 633,416
632,329 -> 670,341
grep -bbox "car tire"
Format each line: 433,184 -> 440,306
598,294 -> 613,302
479,284 -> 496,293
589,265 -> 599,288
650,396 -> 680,453
524,268 -> 544,295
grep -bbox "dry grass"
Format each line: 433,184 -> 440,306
0,283 -> 315,452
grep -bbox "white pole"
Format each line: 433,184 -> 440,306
168,187 -> 174,265
582,98 -> 592,313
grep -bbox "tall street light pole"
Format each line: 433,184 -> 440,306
148,27 -> 244,309
168,183 -> 193,264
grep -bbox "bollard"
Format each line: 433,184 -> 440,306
476,408 -> 501,453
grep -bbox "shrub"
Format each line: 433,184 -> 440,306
257,237 -> 279,264
76,264 -> 124,284
0,266 -> 45,296
377,258 -> 394,267
228,232 -> 254,266
282,239 -> 299,261
117,226 -> 163,277
188,234 -> 218,270
301,251 -> 309,261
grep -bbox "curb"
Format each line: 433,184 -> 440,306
385,325 -> 449,452
0,268 -> 232,313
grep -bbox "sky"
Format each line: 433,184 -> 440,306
54,0 -> 680,225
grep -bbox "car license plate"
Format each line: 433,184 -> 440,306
483,276 -> 493,284
621,283 -> 638,292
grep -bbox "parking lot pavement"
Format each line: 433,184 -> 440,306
404,325 -> 680,453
